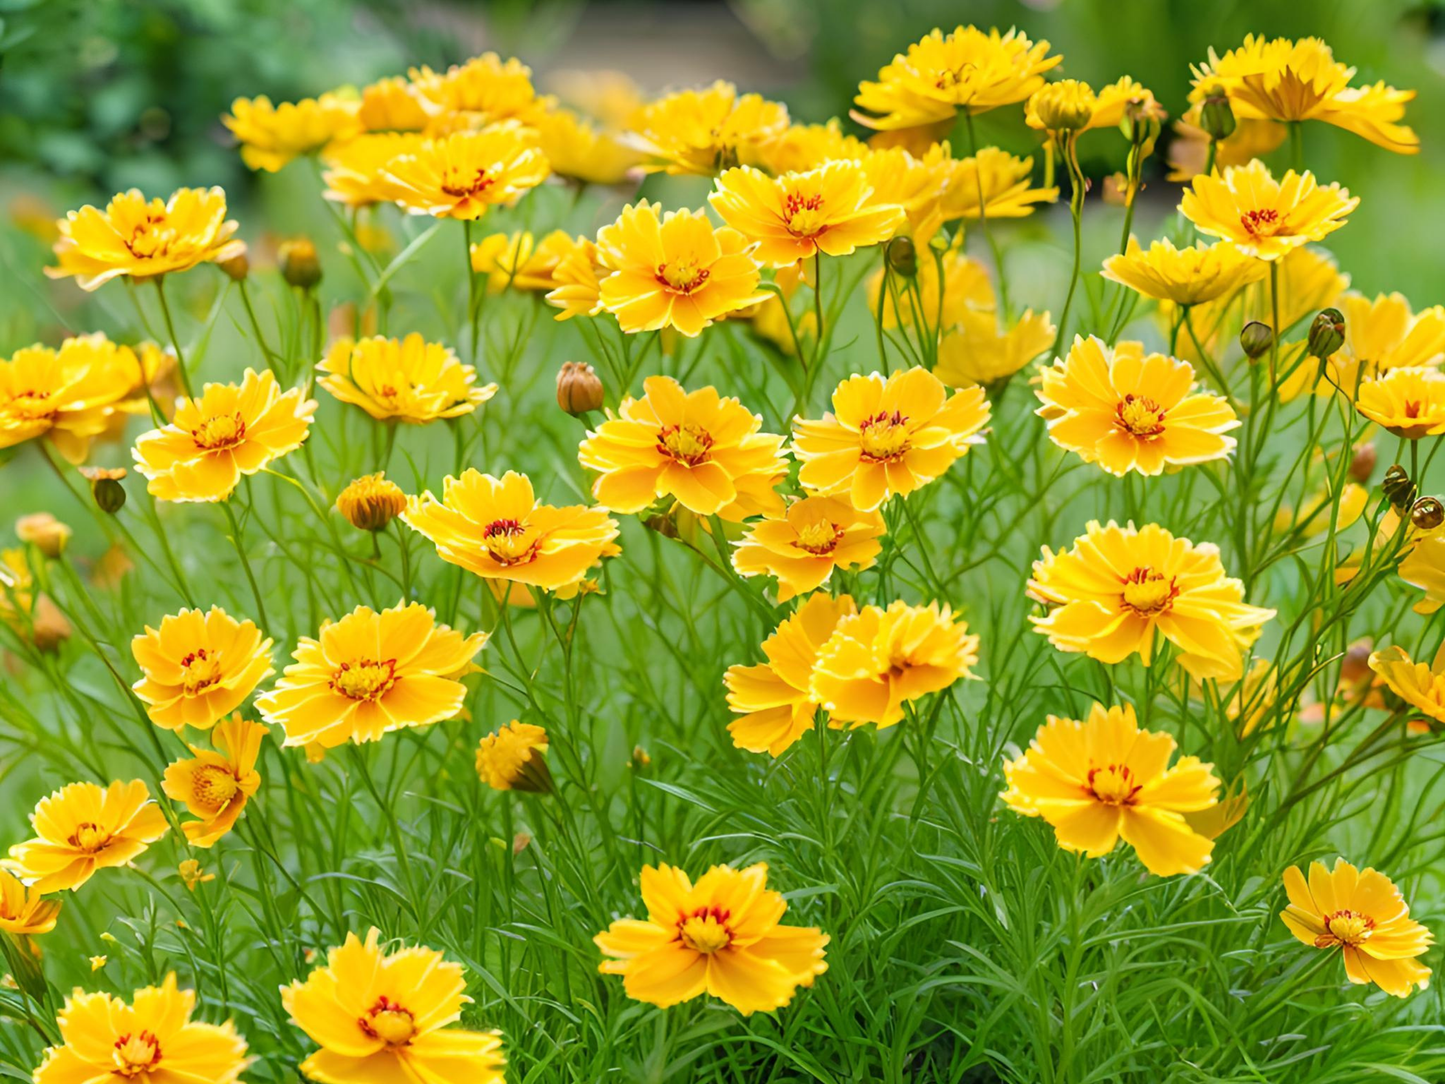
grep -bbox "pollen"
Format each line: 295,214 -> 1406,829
1114,394 -> 1167,437
190,411 -> 248,451
68,822 -> 112,853
1316,909 -> 1376,949
1239,207 -> 1281,236
784,190 -> 827,237
658,423 -> 715,466
793,517 -> 843,555
330,658 -> 398,701
359,997 -> 416,1046
678,906 -> 733,954
1085,763 -> 1141,806
112,1030 -> 162,1076
858,410 -> 911,461
1121,566 -> 1179,616
190,765 -> 240,811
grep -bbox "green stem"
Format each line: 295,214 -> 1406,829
154,277 -> 195,398
221,501 -> 269,630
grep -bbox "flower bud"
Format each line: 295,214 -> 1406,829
336,472 -> 407,532
1120,101 -> 1161,146
80,466 -> 128,514
1030,80 -> 1096,132
1348,442 -> 1377,484
15,513 -> 71,559
476,721 -> 553,794
1383,464 -> 1416,512
556,361 -> 604,415
30,595 -> 71,654
1239,321 -> 1274,361
279,238 -> 322,290
1411,496 -> 1444,531
217,249 -> 250,282
1307,308 -> 1346,360
1199,87 -> 1237,143
885,236 -> 918,278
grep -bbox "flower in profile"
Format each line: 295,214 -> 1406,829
1280,859 -> 1433,996
1001,702 -> 1221,876
1355,367 -> 1445,438
0,867 -> 61,935
724,593 -> 857,756
625,81 -> 789,175
337,473 -> 409,532
476,721 -> 553,792
321,133 -> 424,208
595,862 -> 828,1014
1369,645 -> 1445,730
535,106 -> 640,185
162,715 -> 267,847
1029,520 -> 1275,680
357,76 -> 436,132
0,335 -> 144,463
731,496 -> 884,602
545,237 -> 606,321
179,859 -> 215,891
756,119 -> 867,175
255,601 -> 486,749
469,229 -> 585,293
223,94 -> 361,172
283,927 -> 505,1084
47,187 -> 246,290
709,162 -> 904,268
579,376 -> 786,521
318,334 -> 496,424
937,147 -> 1058,223
382,125 -> 550,220
936,309 -> 1056,390
410,52 -> 544,127
1103,237 -> 1267,307
1035,336 -> 1240,476
403,470 -> 620,592
1281,292 -> 1445,400
8,780 -> 169,892
1180,160 -> 1358,261
851,25 -> 1060,130
594,201 -> 768,336
793,367 -> 990,511
34,974 -> 249,1084
131,606 -> 275,731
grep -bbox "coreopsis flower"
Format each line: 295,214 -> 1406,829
1166,104 -> 1287,183
162,715 -> 267,847
284,927 -> 505,1084
47,187 -> 245,290
936,309 -> 1056,389
1355,368 -> 1445,438
792,367 -> 990,512
1399,531 -> 1445,615
1369,645 -> 1445,729
410,52 -> 544,127
476,721 -> 553,792
321,133 -> 424,208
255,601 -> 487,748
549,68 -> 644,129
1001,702 -> 1221,876
16,513 -> 70,558
1192,36 -> 1419,154
708,162 -> 905,268
731,496 -> 884,602
318,334 -> 496,424
178,858 -> 215,891
595,862 -> 828,1014
403,470 -> 620,592
545,237 -> 605,321
579,376 -> 786,521
469,229 -> 583,293
34,974 -> 249,1084
624,81 -> 789,175
756,119 -> 868,175
337,473 -> 408,532
0,868 -> 61,935
856,146 -> 948,244
223,93 -> 362,172
851,25 -> 1060,130
382,125 -> 549,220
1,335 -> 150,463
1035,336 -> 1240,476
535,106 -> 640,185
1026,76 -> 1165,135
593,202 -> 768,336
1029,520 -> 1275,680
8,780 -> 169,892
358,76 -> 436,132
1179,160 -> 1358,261
1284,293 -> 1445,400
936,147 -> 1058,222
131,606 -> 275,731
1280,859 -> 1433,996
1102,237 -> 1267,307
724,593 -> 857,755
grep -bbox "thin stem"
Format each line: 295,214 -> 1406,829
222,501 -> 269,630
154,277 -> 196,398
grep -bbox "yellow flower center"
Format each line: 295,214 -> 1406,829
1315,909 -> 1375,949
123,215 -> 173,259
179,647 -> 223,694
8,390 -> 55,420
1239,208 -> 1281,237
440,167 -> 494,198
360,997 -> 416,1046
112,1030 -> 162,1076
793,517 -> 843,555
331,658 -> 398,701
678,906 -> 732,954
191,411 -> 247,451
482,517 -> 538,565
655,259 -> 710,294
191,765 -> 240,810
1114,394 -> 1167,437
68,822 -> 111,853
784,191 -> 827,238
658,423 -> 714,466
859,410 -> 911,461
1121,566 -> 1178,616
1085,764 -> 1140,806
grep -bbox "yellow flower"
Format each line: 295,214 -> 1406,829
0,548 -> 33,627
856,146 -> 948,244
1166,105 -> 1287,183
1192,36 -> 1419,154
34,974 -> 249,1084
1284,293 -> 1445,400
1355,367 -> 1445,438
732,496 -> 884,602
579,376 -> 786,521
0,868 -> 61,936
936,147 -> 1058,223
624,81 -> 789,175
410,52 -> 544,128
793,367 -> 990,512
851,26 -> 1060,130
724,593 -> 857,756
223,94 -> 361,172
1025,76 -> 1165,134
337,473 -> 408,532
284,927 -> 505,1084
1179,160 -> 1358,261
594,201 -> 768,336
595,862 -> 828,1014
178,858 -> 215,891
318,334 -> 495,424
357,76 -> 436,133
1369,645 -> 1445,730
0,335 -> 139,463
1029,520 -> 1275,681
548,68 -> 644,129
1102,237 -> 1267,307
1001,702 -> 1221,876
382,125 -> 549,220
255,601 -> 486,748
47,187 -> 245,290
8,780 -> 169,893
321,133 -> 424,208
162,715 -> 268,847
1280,859 -> 1433,997
131,606 -> 274,731
545,237 -> 605,321
89,956 -> 107,971
709,162 -> 904,268
476,721 -> 552,792
469,229 -> 584,293
403,469 -> 620,592
535,106 -> 640,185
936,309 -> 1056,389
1399,531 -> 1445,615
756,119 -> 867,175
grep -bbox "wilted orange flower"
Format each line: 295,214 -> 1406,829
936,309 -> 1056,389
1180,160 -> 1358,261
1282,293 -> 1445,400
321,133 -> 424,208
255,601 -> 486,748
476,721 -> 553,792
470,229 -> 585,292
545,236 -> 605,320
793,367 -> 990,512
535,106 -> 640,185
731,496 -> 884,602
1002,702 -> 1221,876
403,469 -> 620,592
223,94 -> 361,172
318,334 -> 495,424
756,119 -> 867,175
8,780 -> 169,892
1029,520 -> 1275,680
937,147 -> 1058,223
410,52 -> 544,127
0,867 -> 60,935
1355,367 -> 1445,438
47,187 -> 246,290
1103,237 -> 1266,307
596,862 -> 828,1014
0,334 -> 139,463
162,715 -> 267,847
625,81 -> 789,175
1369,645 -> 1445,730
382,125 -> 549,219
131,606 -> 274,731
579,375 -> 786,521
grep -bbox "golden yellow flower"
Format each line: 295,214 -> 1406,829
410,52 -> 544,127
731,496 -> 884,602
1179,160 -> 1358,260
596,862 -> 828,1014
545,237 -> 605,321
162,715 -> 267,847
179,858 -> 215,891
624,81 -> 789,175
47,187 -> 245,290
1103,237 -> 1267,307
403,469 -> 620,592
1280,859 -> 1433,997
89,956 -> 108,971
0,334 -> 143,463
469,229 -> 584,293
318,334 -> 495,424
476,721 -> 553,792
0,548 -> 33,628
756,119 -> 867,175
356,76 -> 435,132
535,106 -> 640,185
1370,645 -> 1445,729
548,69 -> 644,130
8,780 -> 169,893
0,867 -> 60,936
936,309 -> 1056,389
936,147 -> 1058,223
1399,531 -> 1445,615
724,593 -> 857,756
578,375 -> 786,521
256,602 -> 484,749
1355,367 -> 1445,438
793,367 -> 989,511
1029,520 -> 1274,680
1001,702 -> 1221,876
856,146 -> 948,244
131,606 -> 274,731
223,94 -> 361,172
34,974 -> 249,1084
381,125 -> 549,220
321,133 -> 424,208
337,473 -> 408,532
1026,76 -> 1164,134
1284,293 -> 1445,401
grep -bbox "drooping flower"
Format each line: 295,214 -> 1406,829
1001,702 -> 1221,876
8,780 -> 169,892
162,715 -> 268,847
1179,160 -> 1358,261
1102,237 -> 1267,307
476,721 -> 553,792
731,497 -> 884,602
535,106 -> 641,185
935,309 -> 1057,389
0,335 -> 139,463
318,334 -> 496,424
382,125 -> 550,220
255,601 -> 486,748
223,94 -> 362,172
1355,367 -> 1445,438
1280,292 -> 1445,400
1369,645 -> 1445,730
0,867 -> 61,935
595,862 -> 828,1014
131,606 -> 275,731
624,81 -> 790,175
282,928 -> 506,1084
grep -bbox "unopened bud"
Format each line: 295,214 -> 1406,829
1030,80 -> 1096,132
643,511 -> 679,539
217,250 -> 250,281
15,513 -> 71,559
1307,308 -> 1346,360
1240,321 -> 1274,361
279,238 -> 322,290
1348,443 -> 1377,484
885,236 -> 918,278
1383,464 -> 1417,512
1411,496 -> 1444,531
81,467 -> 128,514
1120,101 -> 1160,146
556,361 -> 604,415
336,472 -> 407,532
1199,88 -> 1237,143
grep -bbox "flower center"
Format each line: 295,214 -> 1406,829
658,423 -> 714,466
8,390 -> 55,420
68,822 -> 112,853
331,658 -> 398,701
112,1030 -> 162,1076
1404,399 -> 1423,419
440,167 -> 494,198
359,996 -> 416,1046
1239,208 -> 1281,237
1114,394 -> 1167,437
192,764 -> 240,810
191,412 -> 247,451
784,191 -> 827,237
123,214 -> 174,259
482,518 -> 538,565
1315,909 -> 1376,949
678,906 -> 732,954
1085,763 -> 1141,806
859,410 -> 911,461
793,517 -> 843,555
180,647 -> 223,694
1121,566 -> 1178,616
655,259 -> 710,294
